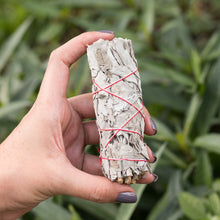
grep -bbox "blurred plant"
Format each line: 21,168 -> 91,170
1,0 -> 220,219
178,180 -> 220,220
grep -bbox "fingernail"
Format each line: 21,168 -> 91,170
150,117 -> 157,134
116,192 -> 137,203
152,152 -> 157,163
153,174 -> 158,183
98,30 -> 114,34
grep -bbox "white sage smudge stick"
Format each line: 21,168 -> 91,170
87,38 -> 151,184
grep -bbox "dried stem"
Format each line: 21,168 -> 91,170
87,38 -> 151,184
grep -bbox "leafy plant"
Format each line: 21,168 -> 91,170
1,0 -> 220,219
178,180 -> 220,220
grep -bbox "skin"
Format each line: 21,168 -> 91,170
0,32 -> 157,220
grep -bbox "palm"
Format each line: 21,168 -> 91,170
59,98 -> 86,170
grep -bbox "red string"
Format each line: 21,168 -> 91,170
92,73 -> 145,119
96,147 -> 102,165
93,68 -> 146,164
93,68 -> 139,95
100,157 -> 148,162
102,104 -> 143,149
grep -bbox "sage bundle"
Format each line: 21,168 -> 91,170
87,38 -> 151,184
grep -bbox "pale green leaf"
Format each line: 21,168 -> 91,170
209,193 -> 220,215
213,179 -> 220,193
33,199 -> 72,220
190,50 -> 202,84
0,100 -> 31,119
192,134 -> 220,154
38,23 -> 63,43
178,192 -> 206,219
194,150 -> 212,187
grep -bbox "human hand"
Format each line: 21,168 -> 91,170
0,31 -> 157,220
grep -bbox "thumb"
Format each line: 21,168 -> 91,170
54,161 -> 137,203
38,31 -> 114,100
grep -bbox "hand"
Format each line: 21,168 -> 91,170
0,31 -> 157,220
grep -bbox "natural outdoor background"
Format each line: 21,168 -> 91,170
1,0 -> 220,219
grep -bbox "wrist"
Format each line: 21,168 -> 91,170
0,143 -> 15,220
0,141 -> 31,220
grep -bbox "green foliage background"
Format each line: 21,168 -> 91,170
1,0 -> 220,219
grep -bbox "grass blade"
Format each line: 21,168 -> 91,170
140,0 -> 155,39
0,17 -> 32,72
147,193 -> 169,220
201,30 -> 220,60
115,143 -> 166,220
183,93 -> 201,140
49,0 -> 122,8
193,58 -> 220,136
147,170 -> 183,220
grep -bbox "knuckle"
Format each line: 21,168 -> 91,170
49,48 -> 61,62
49,49 -> 57,60
88,183 -> 110,203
